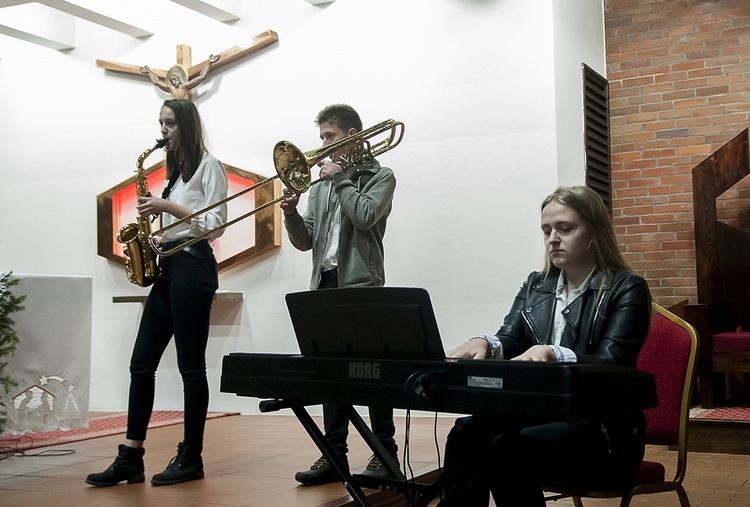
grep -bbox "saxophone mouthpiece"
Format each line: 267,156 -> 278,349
155,138 -> 167,148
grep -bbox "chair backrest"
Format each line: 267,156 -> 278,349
542,303 -> 700,502
636,303 -> 699,446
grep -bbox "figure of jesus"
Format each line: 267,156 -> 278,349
140,54 -> 220,100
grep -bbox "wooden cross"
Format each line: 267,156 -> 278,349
96,30 -> 278,100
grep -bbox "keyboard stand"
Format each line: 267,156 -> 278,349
259,399 -> 435,507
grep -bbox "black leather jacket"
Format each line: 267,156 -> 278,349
495,268 -> 652,366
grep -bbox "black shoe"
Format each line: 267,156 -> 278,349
359,454 -> 400,479
151,442 -> 204,486
85,444 -> 145,487
294,456 -> 347,486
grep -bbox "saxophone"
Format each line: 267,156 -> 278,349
117,139 -> 168,287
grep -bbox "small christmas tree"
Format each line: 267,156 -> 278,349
0,272 -> 26,434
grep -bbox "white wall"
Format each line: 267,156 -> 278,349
553,0 -> 608,186
0,0 -> 605,415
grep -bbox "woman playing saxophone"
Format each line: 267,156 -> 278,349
86,98 -> 227,488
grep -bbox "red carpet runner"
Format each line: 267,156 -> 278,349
0,411 -> 238,450
690,406 -> 750,421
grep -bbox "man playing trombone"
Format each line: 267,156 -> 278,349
280,103 -> 398,485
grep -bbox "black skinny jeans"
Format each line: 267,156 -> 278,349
126,240 -> 218,452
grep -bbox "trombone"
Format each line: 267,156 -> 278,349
148,119 -> 404,257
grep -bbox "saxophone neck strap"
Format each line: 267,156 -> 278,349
161,167 -> 181,200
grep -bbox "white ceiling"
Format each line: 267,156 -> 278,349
0,0 -> 333,51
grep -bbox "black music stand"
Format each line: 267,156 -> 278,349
286,286 -> 446,360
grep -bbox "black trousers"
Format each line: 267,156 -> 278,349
126,240 -> 218,452
323,403 -> 397,460
318,269 -> 398,460
437,412 -> 646,506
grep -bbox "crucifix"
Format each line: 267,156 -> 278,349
96,30 -> 278,101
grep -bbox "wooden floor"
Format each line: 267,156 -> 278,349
1,413 -> 750,506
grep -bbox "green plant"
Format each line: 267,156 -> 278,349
0,272 -> 26,434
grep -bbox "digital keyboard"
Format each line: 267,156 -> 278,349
221,353 -> 657,421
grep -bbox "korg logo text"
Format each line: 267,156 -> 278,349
348,361 -> 381,380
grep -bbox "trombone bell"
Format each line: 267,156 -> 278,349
272,119 -> 404,194
273,141 -> 312,193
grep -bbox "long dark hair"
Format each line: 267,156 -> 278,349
163,99 -> 206,182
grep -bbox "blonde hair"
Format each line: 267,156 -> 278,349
541,186 -> 632,276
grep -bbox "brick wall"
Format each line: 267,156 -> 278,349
604,0 -> 750,307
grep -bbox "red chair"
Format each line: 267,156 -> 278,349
544,303 -> 699,507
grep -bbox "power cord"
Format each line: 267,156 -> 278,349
402,370 -> 445,506
0,435 -> 76,461
403,371 -> 430,482
432,411 -> 444,504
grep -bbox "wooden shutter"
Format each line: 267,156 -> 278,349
582,63 -> 611,212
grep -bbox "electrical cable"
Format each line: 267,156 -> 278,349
402,370 -> 447,507
432,411 -> 444,503
0,435 -> 75,461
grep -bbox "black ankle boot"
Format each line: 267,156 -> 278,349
85,444 -> 145,487
151,442 -> 204,486
295,455 -> 348,486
